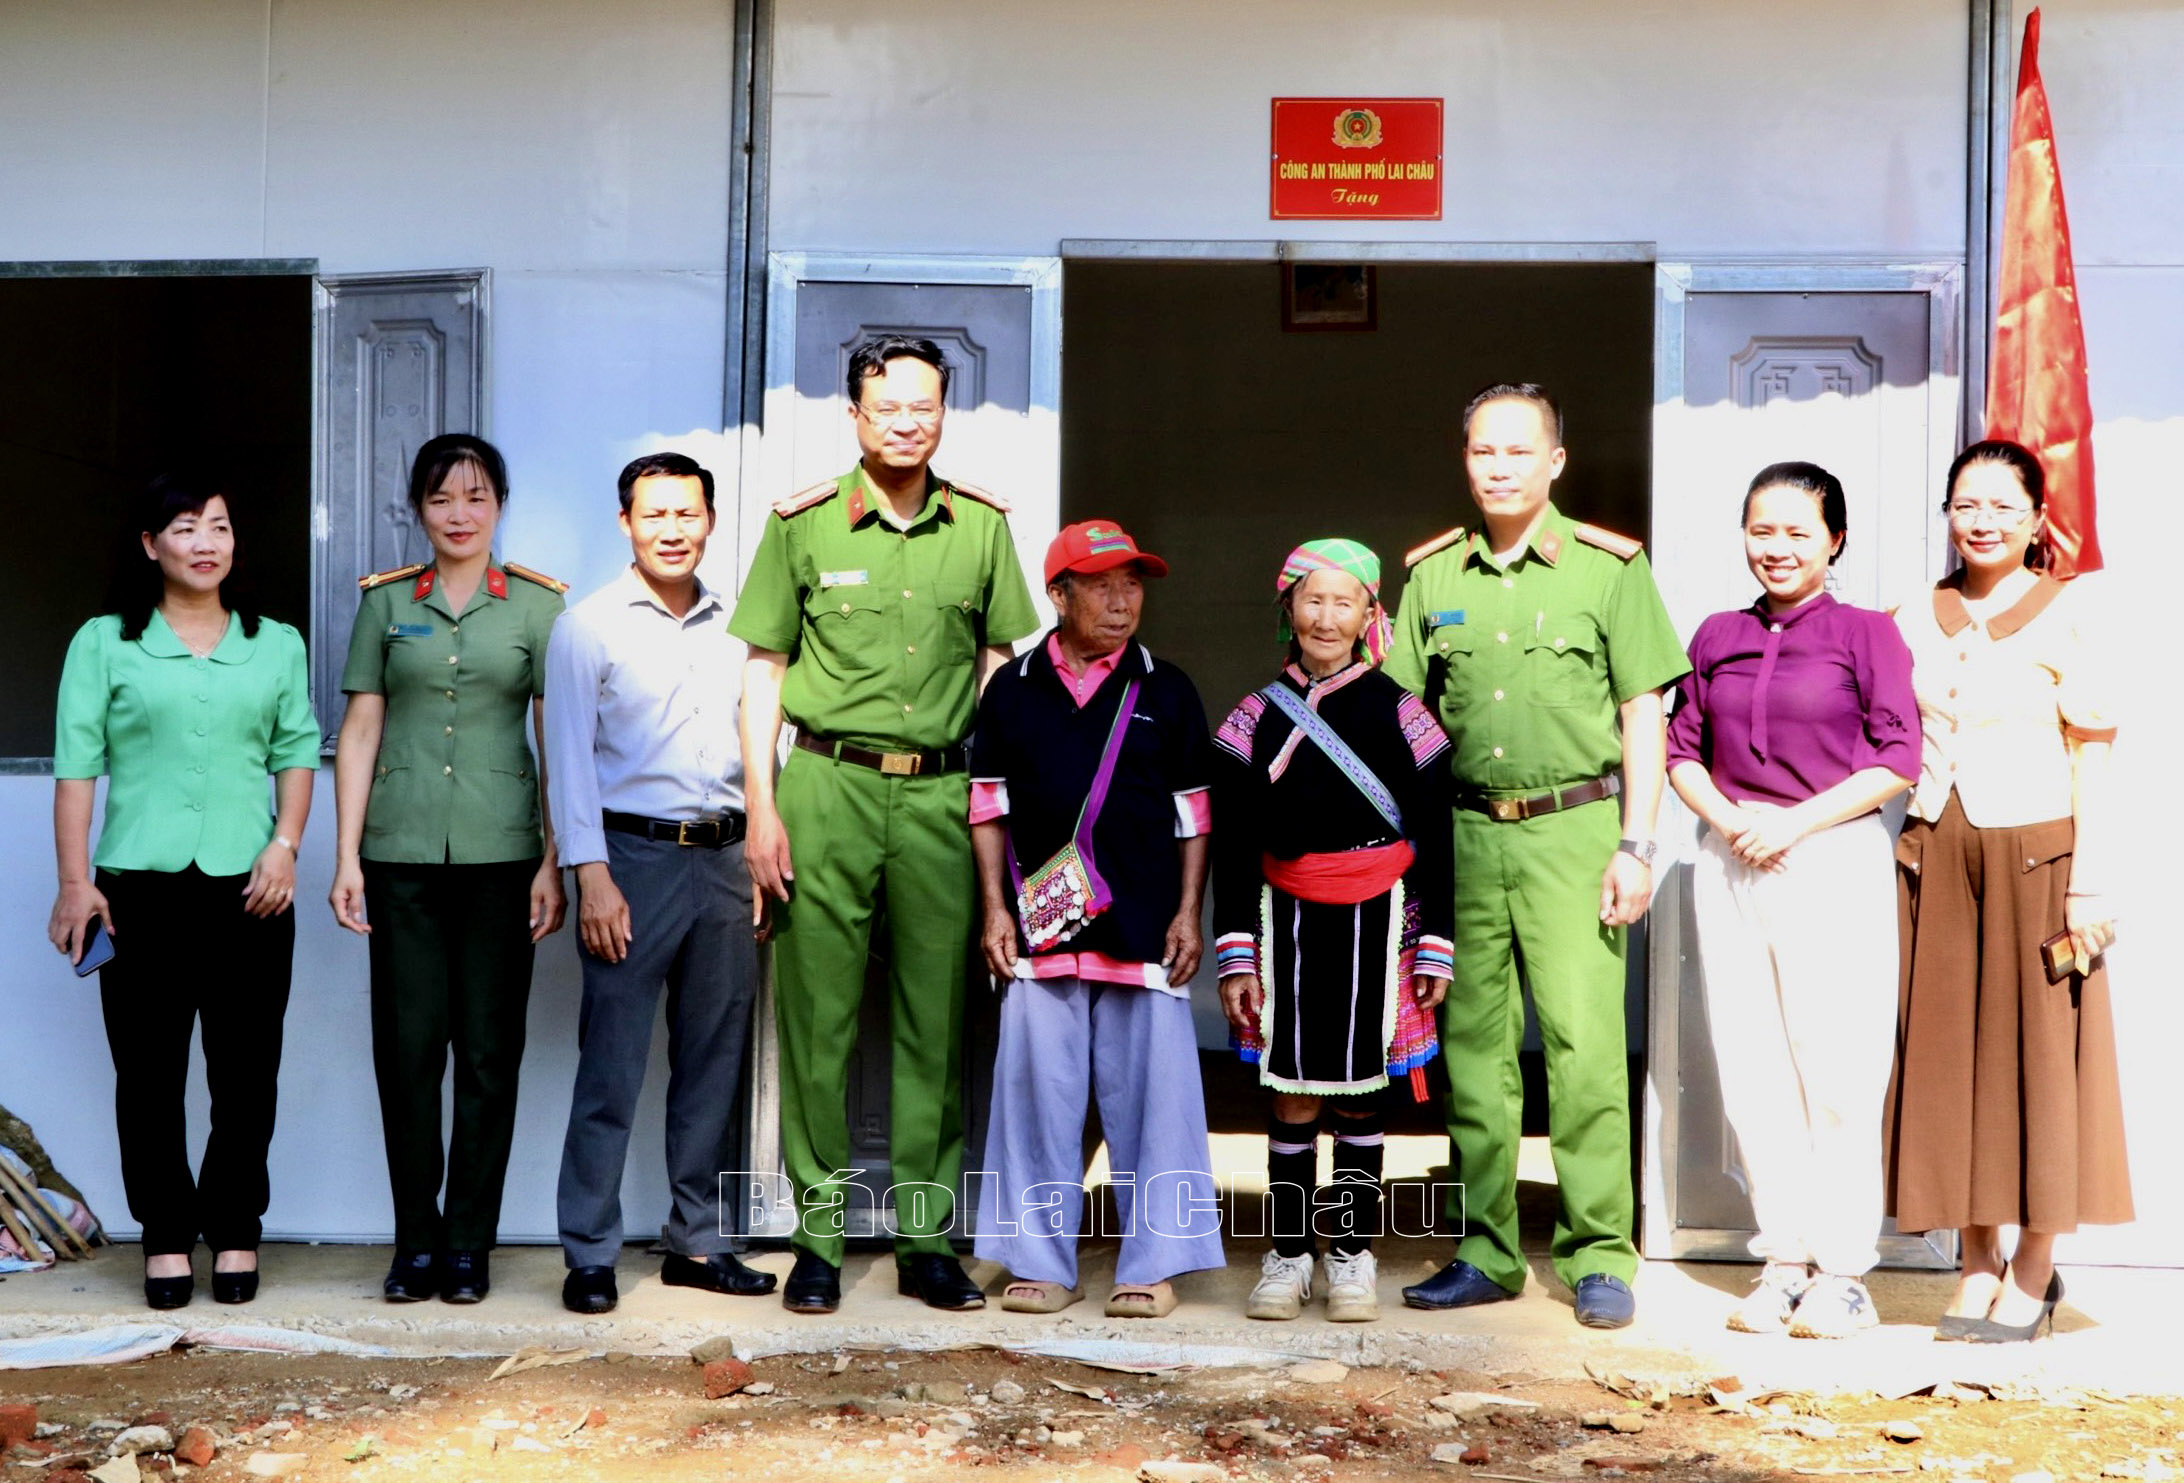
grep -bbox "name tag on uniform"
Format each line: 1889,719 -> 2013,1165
818,569 -> 869,588
1427,609 -> 1465,627
387,624 -> 433,637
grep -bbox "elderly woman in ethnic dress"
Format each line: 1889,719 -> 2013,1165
1886,439 -> 2129,1343
1213,539 -> 1453,1325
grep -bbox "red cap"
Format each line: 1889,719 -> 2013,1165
1043,520 -> 1169,585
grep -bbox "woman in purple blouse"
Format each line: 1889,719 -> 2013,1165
1666,462 -> 1920,1340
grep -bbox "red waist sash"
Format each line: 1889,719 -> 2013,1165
1261,840 -> 1415,905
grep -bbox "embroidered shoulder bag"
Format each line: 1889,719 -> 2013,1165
1010,678 -> 1141,951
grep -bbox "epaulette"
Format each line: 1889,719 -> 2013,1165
504,562 -> 569,594
1404,527 -> 1466,567
949,480 -> 1012,514
357,562 -> 428,591
1573,522 -> 1643,561
771,479 -> 840,518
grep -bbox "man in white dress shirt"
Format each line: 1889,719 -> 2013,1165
545,452 -> 776,1313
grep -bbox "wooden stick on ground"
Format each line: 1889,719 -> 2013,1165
0,1102 -> 89,1209
0,1180 -> 43,1263
0,1156 -> 91,1260
0,1157 -> 78,1259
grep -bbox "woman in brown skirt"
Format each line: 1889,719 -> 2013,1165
1886,439 -> 2129,1342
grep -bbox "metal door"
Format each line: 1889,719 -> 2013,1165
741,254 -> 1061,1241
311,271 -> 488,744
1643,262 -> 1960,1266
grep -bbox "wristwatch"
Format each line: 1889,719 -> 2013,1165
1617,838 -> 1658,866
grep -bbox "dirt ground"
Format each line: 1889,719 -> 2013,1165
3,1345 -> 2180,1483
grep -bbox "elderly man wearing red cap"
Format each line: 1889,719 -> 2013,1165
967,520 -> 1224,1318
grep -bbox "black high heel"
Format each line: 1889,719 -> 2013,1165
212,1261 -> 260,1304
145,1260 -> 194,1311
1966,1270 -> 2063,1343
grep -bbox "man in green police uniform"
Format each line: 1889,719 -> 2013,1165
732,335 -> 1040,1314
1385,383 -> 1689,1329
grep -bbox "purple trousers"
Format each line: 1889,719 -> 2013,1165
974,977 -> 1225,1287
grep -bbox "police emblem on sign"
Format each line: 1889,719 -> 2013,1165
1332,107 -> 1383,149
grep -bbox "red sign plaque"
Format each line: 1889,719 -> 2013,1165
1270,98 -> 1444,220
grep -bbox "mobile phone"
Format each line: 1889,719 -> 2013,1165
74,919 -> 115,977
2040,929 -> 2075,985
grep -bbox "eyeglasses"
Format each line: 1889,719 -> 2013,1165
1945,501 -> 2037,526
855,401 -> 943,427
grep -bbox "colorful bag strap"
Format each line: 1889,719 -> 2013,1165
1258,682 -> 1403,835
1007,677 -> 1142,900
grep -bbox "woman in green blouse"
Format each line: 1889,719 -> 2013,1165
48,475 -> 320,1310
329,433 -> 565,1304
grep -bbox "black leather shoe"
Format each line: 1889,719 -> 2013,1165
897,1253 -> 986,1311
1574,1273 -> 1636,1329
1402,1257 -> 1521,1311
212,1269 -> 260,1304
145,1267 -> 194,1311
441,1249 -> 491,1304
663,1252 -> 778,1297
782,1252 -> 841,1314
383,1250 -> 438,1303
562,1264 -> 619,1314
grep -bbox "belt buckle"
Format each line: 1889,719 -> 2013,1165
676,819 -> 696,846
1489,798 -> 1523,822
879,751 -> 920,776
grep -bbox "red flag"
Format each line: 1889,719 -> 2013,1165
1986,7 -> 2101,577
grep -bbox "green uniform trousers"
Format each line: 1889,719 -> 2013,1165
771,748 -> 974,1265
1440,799 -> 1638,1291
362,858 -> 539,1254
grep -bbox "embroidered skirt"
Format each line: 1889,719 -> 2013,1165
1235,880 -> 1439,1096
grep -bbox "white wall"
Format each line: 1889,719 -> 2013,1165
769,0 -> 1967,257
0,0 -> 740,1241
2034,1 -> 2184,1267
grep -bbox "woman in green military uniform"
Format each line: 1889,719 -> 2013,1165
328,433 -> 567,1304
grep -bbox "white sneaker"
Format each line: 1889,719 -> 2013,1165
1788,1274 -> 1880,1339
1323,1249 -> 1380,1322
1246,1251 -> 1315,1320
1726,1262 -> 1812,1334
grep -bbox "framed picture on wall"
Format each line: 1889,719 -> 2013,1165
1281,264 -> 1376,332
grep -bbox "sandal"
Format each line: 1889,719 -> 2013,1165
1000,1279 -> 1083,1314
1105,1282 -> 1177,1319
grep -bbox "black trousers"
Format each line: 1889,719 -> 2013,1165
362,858 -> 538,1253
95,865 -> 295,1256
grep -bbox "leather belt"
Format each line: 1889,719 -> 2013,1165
1457,773 -> 1621,823
603,810 -> 746,848
794,731 -> 968,777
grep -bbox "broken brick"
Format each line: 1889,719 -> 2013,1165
174,1428 -> 216,1468
702,1359 -> 754,1399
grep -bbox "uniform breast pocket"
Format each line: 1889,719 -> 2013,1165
379,631 -> 441,692
1525,614 -> 1601,708
807,592 -> 889,673
928,583 -> 981,664
1429,624 -> 1476,711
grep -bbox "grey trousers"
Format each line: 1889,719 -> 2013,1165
557,832 -> 758,1267
974,977 -> 1225,1287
